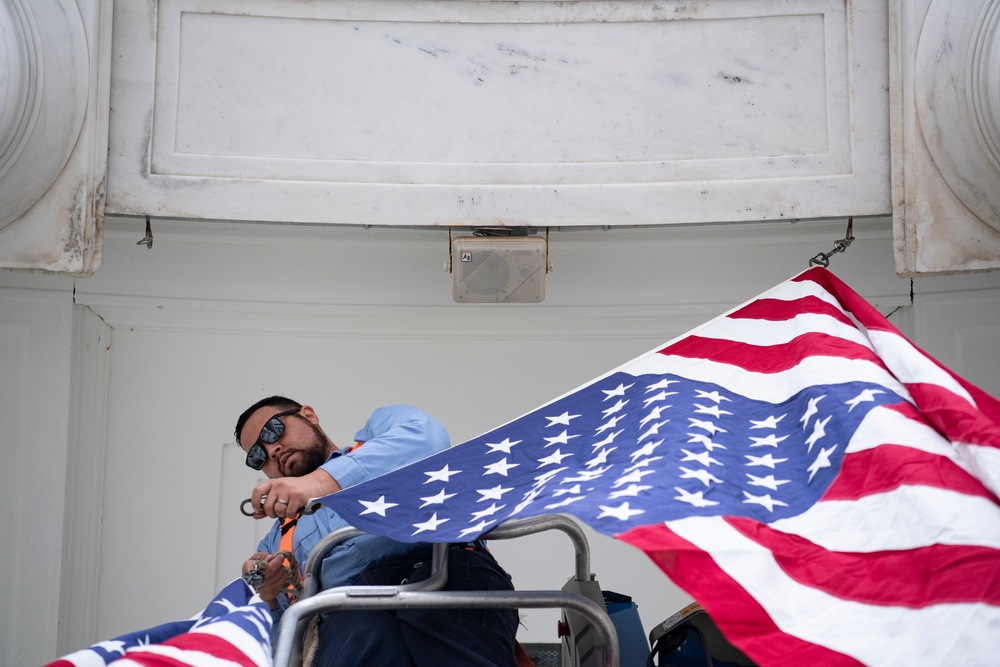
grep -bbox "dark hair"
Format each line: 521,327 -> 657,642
234,395 -> 302,445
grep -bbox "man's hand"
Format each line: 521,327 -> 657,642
242,552 -> 290,611
251,468 -> 342,519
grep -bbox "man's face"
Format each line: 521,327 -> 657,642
239,406 -> 331,478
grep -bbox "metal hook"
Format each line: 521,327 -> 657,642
137,215 -> 153,249
809,217 -> 854,267
240,497 -> 322,516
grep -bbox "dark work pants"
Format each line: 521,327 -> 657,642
311,546 -> 519,667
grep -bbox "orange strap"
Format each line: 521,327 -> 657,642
275,441 -> 363,600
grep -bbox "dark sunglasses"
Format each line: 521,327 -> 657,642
243,407 -> 300,470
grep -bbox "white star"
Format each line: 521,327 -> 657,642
477,484 -> 513,501
562,466 -> 611,483
646,379 -> 679,392
630,438 -> 664,461
597,501 -> 645,520
359,495 -> 398,516
93,641 -> 128,656
804,415 -> 831,452
546,412 -> 581,426
586,447 -> 615,468
679,466 -> 723,487
612,469 -> 656,488
639,405 -> 669,428
424,464 -> 461,483
807,444 -> 838,481
609,484 -> 653,498
750,414 -> 786,429
595,415 -> 626,434
800,395 -> 825,430
748,433 -> 788,448
544,430 -> 579,448
680,448 -> 722,467
694,390 -> 731,403
742,491 -> 788,512
687,433 -> 727,451
602,382 -> 634,399
512,488 -> 544,515
553,484 -> 581,496
744,453 -> 789,469
602,399 -> 629,417
590,430 -> 623,450
693,404 -> 733,418
688,418 -> 727,435
458,520 -> 492,538
471,503 -> 506,520
537,449 -> 573,467
412,512 -> 449,535
534,467 -> 567,487
846,388 -> 885,411
484,457 -> 519,476
419,489 -> 457,508
674,487 -> 719,507
643,390 -> 678,407
745,473 -> 790,491
624,455 -> 663,472
545,497 -> 585,509
485,438 -> 521,454
637,421 -> 668,443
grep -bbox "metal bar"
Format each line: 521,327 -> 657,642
302,528 -> 450,599
273,590 -> 619,667
482,513 -> 593,582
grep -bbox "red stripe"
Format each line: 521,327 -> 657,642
731,296 -> 856,328
727,517 -> 1000,607
905,382 -> 1000,451
793,268 -> 894,334
658,332 -> 882,374
822,444 -> 997,502
122,633 -> 259,667
619,523 -> 862,667
797,268 -> 1000,437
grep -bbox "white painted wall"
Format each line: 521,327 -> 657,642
3,214 -> 999,665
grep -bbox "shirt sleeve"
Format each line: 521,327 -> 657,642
318,404 -> 450,490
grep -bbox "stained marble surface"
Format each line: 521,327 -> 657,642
108,0 -> 891,226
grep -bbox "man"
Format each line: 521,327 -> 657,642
235,396 -> 519,666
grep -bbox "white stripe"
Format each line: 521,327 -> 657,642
957,442 -> 1000,500
45,650 -> 111,667
849,406 -> 1000,498
628,353 -> 913,404
769,484 -> 1000,551
190,618 -> 272,667
756,275 -> 846,310
694,312 -> 875,350
666,516 -> 1000,667
847,405 -> 959,457
118,643 -> 247,667
867,329 -> 975,405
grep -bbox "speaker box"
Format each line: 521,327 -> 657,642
451,236 -> 547,303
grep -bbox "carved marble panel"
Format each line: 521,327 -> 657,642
0,0 -> 111,276
106,0 -> 891,227
891,0 -> 1000,275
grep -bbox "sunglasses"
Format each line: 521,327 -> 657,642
243,407 -> 301,470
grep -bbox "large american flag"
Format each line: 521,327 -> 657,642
44,578 -> 272,667
321,267 -> 1000,666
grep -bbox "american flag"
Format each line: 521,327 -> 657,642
320,267 -> 1000,666
44,578 -> 272,667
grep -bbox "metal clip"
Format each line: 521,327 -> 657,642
809,217 -> 854,267
137,215 -> 153,249
240,497 -> 322,516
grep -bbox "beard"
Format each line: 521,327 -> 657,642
279,417 -> 332,477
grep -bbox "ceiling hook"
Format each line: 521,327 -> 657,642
809,216 -> 854,267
